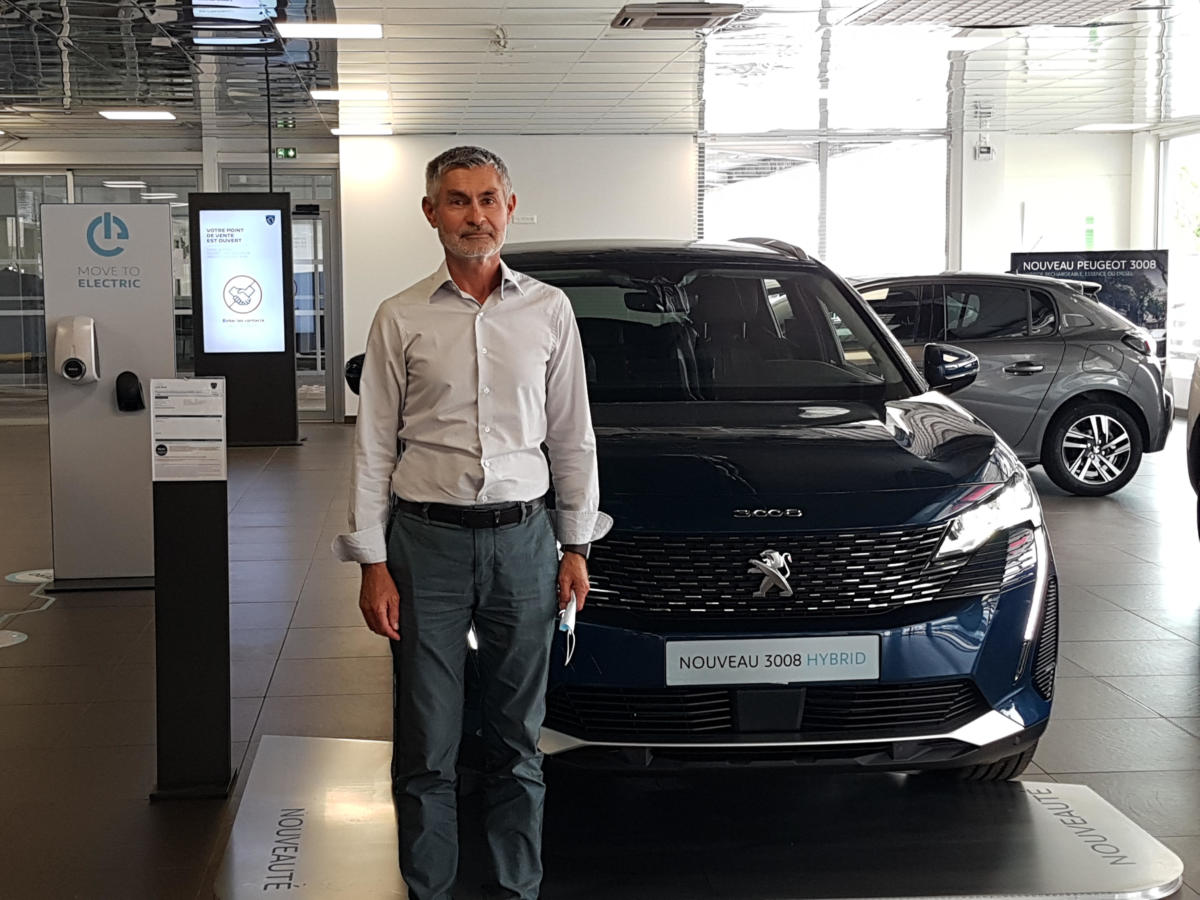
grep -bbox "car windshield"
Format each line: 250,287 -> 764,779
524,263 -> 914,405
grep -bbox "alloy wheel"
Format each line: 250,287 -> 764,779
1059,414 -> 1132,486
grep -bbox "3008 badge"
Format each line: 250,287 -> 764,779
733,508 -> 803,518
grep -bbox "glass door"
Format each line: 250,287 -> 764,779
292,210 -> 337,420
0,174 -> 69,423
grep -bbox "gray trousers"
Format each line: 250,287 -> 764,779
386,504 -> 560,900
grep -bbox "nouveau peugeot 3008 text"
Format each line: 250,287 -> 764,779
345,239 -> 1058,781
507,239 -> 1057,781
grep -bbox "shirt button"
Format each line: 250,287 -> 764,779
481,347 -> 488,355
484,426 -> 491,433
483,461 -> 491,469
482,386 -> 491,394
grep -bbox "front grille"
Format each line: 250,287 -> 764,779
1033,574 -> 1059,700
545,680 -> 990,740
588,525 -> 1012,619
547,686 -> 733,735
801,680 -> 987,733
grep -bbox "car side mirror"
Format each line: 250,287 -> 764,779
345,353 -> 364,396
924,342 -> 978,395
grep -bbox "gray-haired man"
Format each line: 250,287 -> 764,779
334,146 -> 610,899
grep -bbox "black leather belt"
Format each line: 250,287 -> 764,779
394,497 -> 544,529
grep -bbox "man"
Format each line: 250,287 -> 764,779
333,145 -> 610,900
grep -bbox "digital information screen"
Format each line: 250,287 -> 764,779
198,208 -> 286,353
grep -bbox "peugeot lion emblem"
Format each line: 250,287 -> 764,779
749,550 -> 793,597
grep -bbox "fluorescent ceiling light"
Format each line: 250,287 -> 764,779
276,23 -> 382,39
1074,122 -> 1151,131
331,124 -> 393,135
194,6 -> 275,21
311,88 -> 388,101
98,110 -> 176,121
102,180 -> 148,188
194,35 -> 274,44
140,193 -> 178,200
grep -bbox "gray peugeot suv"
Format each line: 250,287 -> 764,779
855,273 -> 1173,496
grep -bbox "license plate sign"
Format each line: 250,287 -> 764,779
666,636 -> 880,686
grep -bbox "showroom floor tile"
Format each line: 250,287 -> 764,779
0,417 -> 1196,898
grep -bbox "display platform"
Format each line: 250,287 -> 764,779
215,735 -> 1185,900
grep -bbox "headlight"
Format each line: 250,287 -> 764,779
935,470 -> 1043,560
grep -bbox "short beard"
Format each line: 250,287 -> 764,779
440,226 -> 503,260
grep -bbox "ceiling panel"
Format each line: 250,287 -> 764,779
0,0 -> 1197,142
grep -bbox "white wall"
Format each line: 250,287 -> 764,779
339,134 -> 697,414
961,134 -> 1133,271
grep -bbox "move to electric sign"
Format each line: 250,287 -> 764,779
79,211 -> 142,288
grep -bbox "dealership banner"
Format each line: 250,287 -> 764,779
1010,250 -> 1168,354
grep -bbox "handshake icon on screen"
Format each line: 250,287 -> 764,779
222,275 -> 263,315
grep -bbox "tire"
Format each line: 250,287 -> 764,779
1041,402 -> 1143,496
941,744 -> 1038,782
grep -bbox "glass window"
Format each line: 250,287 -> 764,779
702,144 -> 820,253
0,175 -> 69,400
765,278 -> 791,328
941,286 -> 1029,341
1161,132 -> 1200,406
526,262 -> 910,405
1029,291 -> 1058,337
227,172 -> 334,203
701,140 -> 946,277
825,140 -> 947,276
860,285 -> 922,345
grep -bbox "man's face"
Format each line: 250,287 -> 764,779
422,165 -> 516,261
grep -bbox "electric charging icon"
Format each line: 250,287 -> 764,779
86,212 -> 129,257
223,275 -> 263,314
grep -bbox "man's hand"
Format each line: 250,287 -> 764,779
557,552 -> 589,612
360,562 -> 400,640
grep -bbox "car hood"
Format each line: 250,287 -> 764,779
593,395 -> 1014,531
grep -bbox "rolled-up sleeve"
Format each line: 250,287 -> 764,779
331,304 -> 405,563
543,291 -> 613,545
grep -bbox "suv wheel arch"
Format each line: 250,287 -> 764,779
1040,394 -> 1146,496
1047,389 -> 1150,447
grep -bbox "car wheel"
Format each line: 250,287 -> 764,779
1042,402 -> 1143,496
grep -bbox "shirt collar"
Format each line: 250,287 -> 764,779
428,258 -> 526,304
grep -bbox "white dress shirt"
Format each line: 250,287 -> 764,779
333,259 -> 612,564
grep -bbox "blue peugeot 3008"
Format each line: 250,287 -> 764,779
500,238 -> 1057,781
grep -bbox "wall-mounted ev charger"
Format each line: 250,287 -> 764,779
53,315 -> 101,384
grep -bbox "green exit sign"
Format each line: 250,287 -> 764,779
275,147 -> 297,159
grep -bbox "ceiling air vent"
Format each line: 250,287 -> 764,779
610,3 -> 744,31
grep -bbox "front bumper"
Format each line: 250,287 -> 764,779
540,710 -> 1047,772
539,541 -> 1057,772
